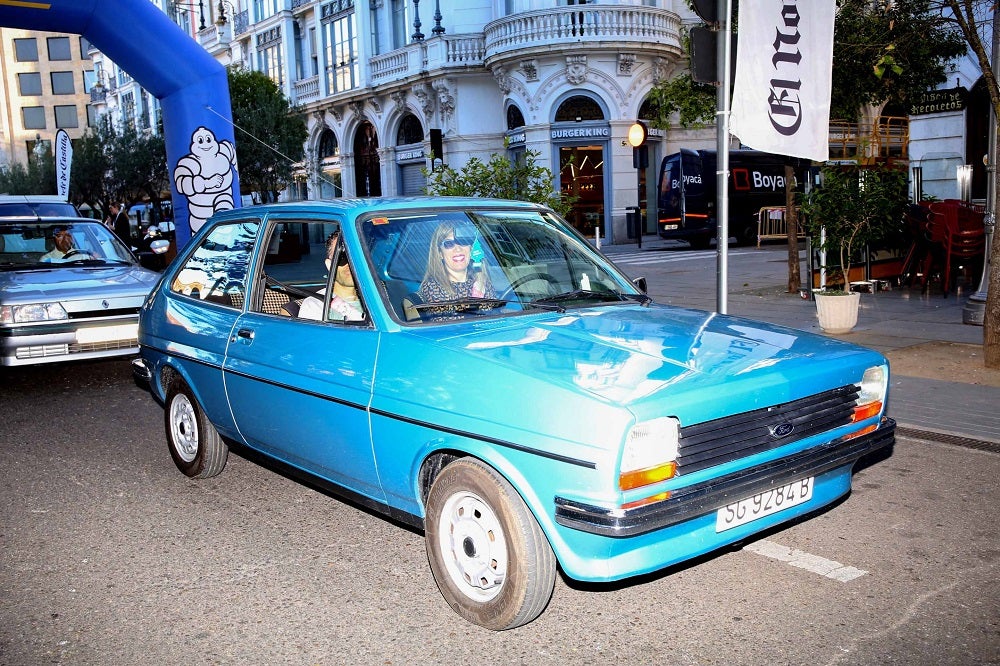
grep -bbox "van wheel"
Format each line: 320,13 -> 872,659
164,378 -> 228,478
424,458 -> 556,630
736,227 -> 759,247
688,237 -> 712,250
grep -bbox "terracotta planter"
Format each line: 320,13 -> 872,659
814,291 -> 861,334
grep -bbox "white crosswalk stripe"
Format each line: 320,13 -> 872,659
605,250 -> 755,266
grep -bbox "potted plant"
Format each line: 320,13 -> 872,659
800,163 -> 908,333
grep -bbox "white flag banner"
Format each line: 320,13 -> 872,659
730,0 -> 836,162
55,129 -> 73,199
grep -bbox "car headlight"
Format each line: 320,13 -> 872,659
0,303 -> 69,324
851,365 -> 888,425
619,416 -> 679,491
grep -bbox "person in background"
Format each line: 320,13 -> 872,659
298,231 -> 364,321
107,202 -> 131,246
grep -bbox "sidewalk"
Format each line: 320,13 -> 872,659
602,236 -> 1000,445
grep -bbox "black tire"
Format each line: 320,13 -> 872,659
735,225 -> 758,247
688,236 -> 712,250
424,458 -> 556,630
164,378 -> 228,478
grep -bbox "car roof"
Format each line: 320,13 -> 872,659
207,196 -> 546,222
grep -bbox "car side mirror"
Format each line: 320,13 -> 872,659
632,276 -> 647,293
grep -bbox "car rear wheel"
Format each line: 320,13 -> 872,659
164,378 -> 228,478
424,458 -> 556,630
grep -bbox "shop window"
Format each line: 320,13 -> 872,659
554,95 -> 604,122
397,114 -> 423,145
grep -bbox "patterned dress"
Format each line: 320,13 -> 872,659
418,273 -> 497,320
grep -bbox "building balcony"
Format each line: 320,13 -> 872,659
483,5 -> 682,67
369,33 -> 485,87
292,75 -> 321,105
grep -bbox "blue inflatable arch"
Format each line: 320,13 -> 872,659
0,0 -> 241,247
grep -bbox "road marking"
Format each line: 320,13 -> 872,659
607,250 -> 755,265
743,539 -> 868,582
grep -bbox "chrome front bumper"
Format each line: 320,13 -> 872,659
554,417 -> 896,538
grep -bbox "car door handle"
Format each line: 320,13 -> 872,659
234,327 -> 255,343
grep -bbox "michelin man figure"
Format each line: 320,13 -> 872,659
173,126 -> 237,233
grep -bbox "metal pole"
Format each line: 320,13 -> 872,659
715,0 -> 732,314
963,1 -> 998,325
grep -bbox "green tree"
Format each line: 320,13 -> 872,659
423,149 -> 574,217
830,0 -> 966,120
227,67 -> 308,203
69,119 -> 115,216
109,121 -> 169,217
0,144 -> 56,195
799,164 -> 909,288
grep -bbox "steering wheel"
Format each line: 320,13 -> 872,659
62,248 -> 85,258
499,272 -> 560,300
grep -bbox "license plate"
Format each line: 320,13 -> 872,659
76,323 -> 139,344
716,477 -> 814,532
663,224 -> 679,230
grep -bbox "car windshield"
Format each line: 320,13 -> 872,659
361,207 -> 645,323
0,220 -> 136,270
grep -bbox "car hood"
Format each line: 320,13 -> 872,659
0,264 -> 160,305
412,304 -> 886,424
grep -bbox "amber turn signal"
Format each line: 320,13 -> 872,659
619,461 -> 677,491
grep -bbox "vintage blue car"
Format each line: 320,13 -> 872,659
134,197 -> 895,630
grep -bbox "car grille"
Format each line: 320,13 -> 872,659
15,337 -> 139,360
676,384 -> 860,475
67,307 -> 140,319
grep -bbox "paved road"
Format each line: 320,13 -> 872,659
2,357 -> 998,664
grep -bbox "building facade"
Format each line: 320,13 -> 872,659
0,29 -> 97,170
198,0 -> 703,244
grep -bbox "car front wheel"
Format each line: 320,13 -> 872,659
164,378 -> 228,478
424,458 -> 556,630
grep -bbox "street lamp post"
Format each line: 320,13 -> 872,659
627,121 -> 648,250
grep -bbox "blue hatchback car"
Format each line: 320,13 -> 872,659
134,197 -> 895,630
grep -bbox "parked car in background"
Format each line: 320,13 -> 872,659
134,197 -> 895,630
0,217 -> 161,366
0,194 -> 80,219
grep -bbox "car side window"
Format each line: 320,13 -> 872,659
170,221 -> 259,307
253,219 -> 365,323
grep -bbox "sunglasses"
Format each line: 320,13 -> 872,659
440,236 -> 474,250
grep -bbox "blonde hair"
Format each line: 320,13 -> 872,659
421,221 -> 488,298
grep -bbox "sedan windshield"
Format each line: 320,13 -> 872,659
361,207 -> 644,323
0,221 -> 136,270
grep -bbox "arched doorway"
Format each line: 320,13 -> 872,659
354,121 -> 381,197
554,94 -> 607,236
396,113 -> 426,195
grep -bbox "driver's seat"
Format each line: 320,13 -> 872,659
401,292 -> 424,322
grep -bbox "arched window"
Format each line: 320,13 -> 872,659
318,129 -> 339,158
506,104 -> 525,130
396,113 -> 423,145
638,97 -> 654,123
554,95 -> 604,122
